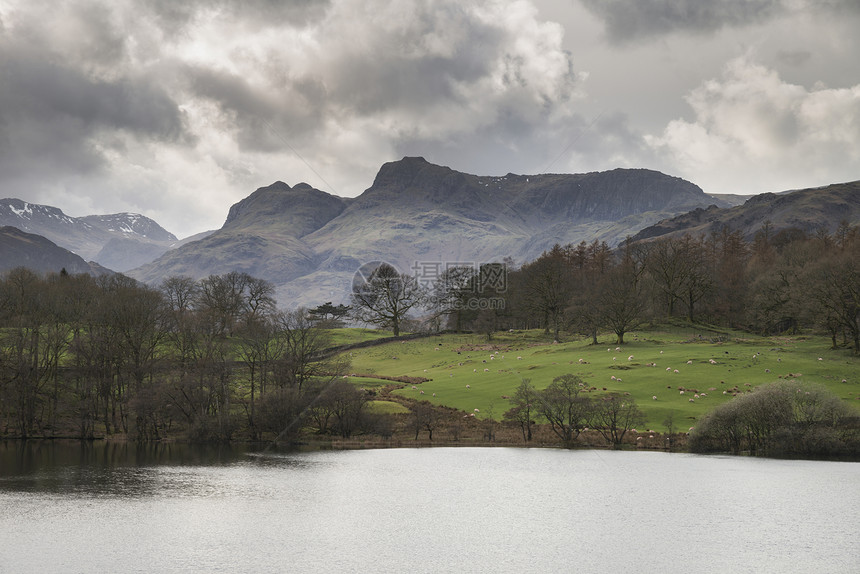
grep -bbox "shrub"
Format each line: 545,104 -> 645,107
689,380 -> 860,458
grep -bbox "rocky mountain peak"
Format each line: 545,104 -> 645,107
221,180 -> 347,237
368,156 -> 438,189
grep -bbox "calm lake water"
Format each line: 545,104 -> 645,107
1,441 -> 858,573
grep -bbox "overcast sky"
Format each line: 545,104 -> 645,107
1,0 -> 858,238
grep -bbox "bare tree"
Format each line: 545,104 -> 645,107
520,245 -> 573,340
351,263 -> 424,336
274,308 -> 346,390
597,261 -> 646,345
504,378 -> 538,442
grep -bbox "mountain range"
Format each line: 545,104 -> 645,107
129,157 -> 726,305
0,199 -> 181,272
2,157 -> 857,307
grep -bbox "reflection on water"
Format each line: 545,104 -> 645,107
1,441 -> 858,574
0,440 -> 309,497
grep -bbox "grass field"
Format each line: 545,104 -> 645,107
337,326 -> 860,431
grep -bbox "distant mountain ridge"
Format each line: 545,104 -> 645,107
130,157 -> 726,306
632,180 -> 860,242
0,199 -> 177,271
0,226 -> 109,276
5,159 -> 853,307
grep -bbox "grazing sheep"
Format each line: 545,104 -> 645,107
611,375 -> 617,380
652,396 -> 657,400
666,367 -> 672,371
616,378 -> 622,382
474,408 -> 480,413
689,398 -> 695,402
674,369 -> 679,373
628,355 -> 634,361
680,390 -> 685,394
420,390 -> 425,394
466,384 -> 471,388
484,368 -> 490,372
432,393 -> 436,397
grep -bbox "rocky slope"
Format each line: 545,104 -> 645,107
631,180 -> 860,242
0,226 -> 109,275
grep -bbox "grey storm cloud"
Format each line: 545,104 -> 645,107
580,0 -> 860,43
1,0 -> 857,238
0,55 -> 189,182
140,0 -> 330,37
0,1 -> 191,185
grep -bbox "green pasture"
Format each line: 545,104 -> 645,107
339,328 -> 860,431
322,328 -> 395,347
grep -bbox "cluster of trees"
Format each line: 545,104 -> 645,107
689,380 -> 860,457
0,269 -> 379,441
503,375 -> 646,448
414,223 -> 860,351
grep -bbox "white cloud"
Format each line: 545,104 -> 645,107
646,55 -> 860,193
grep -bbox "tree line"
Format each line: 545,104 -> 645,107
373,221 -> 859,351
0,270 -> 378,441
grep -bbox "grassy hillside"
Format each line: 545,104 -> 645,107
337,326 -> 860,432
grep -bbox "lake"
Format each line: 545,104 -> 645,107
1,441 -> 858,573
